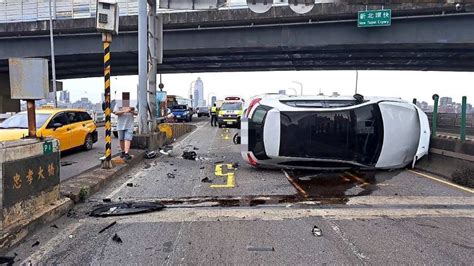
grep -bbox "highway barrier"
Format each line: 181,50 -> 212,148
0,138 -> 70,248
131,123 -> 195,150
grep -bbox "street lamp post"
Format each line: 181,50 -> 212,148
207,92 -> 216,106
189,80 -> 196,109
49,0 -> 57,107
292,81 -> 303,95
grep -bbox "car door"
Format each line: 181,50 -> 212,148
67,111 -> 87,148
43,112 -> 72,151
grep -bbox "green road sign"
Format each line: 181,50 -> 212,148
43,141 -> 53,155
358,9 -> 391,27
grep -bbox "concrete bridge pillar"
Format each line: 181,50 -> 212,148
0,74 -> 20,113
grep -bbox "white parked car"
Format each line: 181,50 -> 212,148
241,94 -> 430,170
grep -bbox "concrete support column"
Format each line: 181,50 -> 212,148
0,74 -> 20,113
148,1 -> 157,132
138,0 -> 149,134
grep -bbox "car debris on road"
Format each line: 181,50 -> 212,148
90,202 -> 165,217
182,151 -> 197,160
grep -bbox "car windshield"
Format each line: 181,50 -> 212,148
0,113 -> 51,129
172,105 -> 187,110
221,102 -> 242,111
279,104 -> 384,166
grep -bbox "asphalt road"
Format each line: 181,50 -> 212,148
60,117 -> 210,181
8,119 -> 474,264
59,126 -> 119,181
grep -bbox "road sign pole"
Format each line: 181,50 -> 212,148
460,96 -> 467,142
26,100 -> 36,137
102,33 -> 113,169
431,94 -> 439,138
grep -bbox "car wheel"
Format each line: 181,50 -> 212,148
113,131 -> 118,138
83,134 -> 94,151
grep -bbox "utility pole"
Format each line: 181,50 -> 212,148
138,0 -> 148,134
102,33 -> 113,169
96,1 -> 119,169
49,0 -> 57,107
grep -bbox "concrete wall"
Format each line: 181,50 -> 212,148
416,137 -> 474,183
131,123 -> 196,150
0,74 -> 20,113
0,138 -> 60,233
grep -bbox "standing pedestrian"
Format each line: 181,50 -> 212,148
210,103 -> 218,127
113,92 -> 137,161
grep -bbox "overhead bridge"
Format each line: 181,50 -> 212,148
0,3 -> 474,79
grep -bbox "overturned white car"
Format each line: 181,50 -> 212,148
241,94 -> 430,170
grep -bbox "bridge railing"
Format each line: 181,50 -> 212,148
0,0 -> 259,23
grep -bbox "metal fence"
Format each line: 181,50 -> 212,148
0,0 -> 265,23
426,112 -> 474,128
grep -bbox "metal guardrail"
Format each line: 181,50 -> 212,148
426,112 -> 474,128
0,0 -> 268,23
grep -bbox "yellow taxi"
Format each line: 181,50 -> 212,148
0,106 -> 98,152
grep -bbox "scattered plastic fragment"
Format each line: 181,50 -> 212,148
232,162 -> 239,168
126,183 -> 133,187
50,224 -> 58,229
90,202 -> 165,217
99,221 -> 117,234
312,226 -> 322,237
112,233 -> 123,243
246,245 -> 275,252
31,241 -> 40,247
201,177 -> 212,183
144,150 -> 157,159
182,151 -> 197,160
167,173 -> 175,179
103,198 -> 112,203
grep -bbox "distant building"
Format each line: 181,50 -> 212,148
193,77 -> 206,107
211,96 -> 217,106
59,90 -> 70,104
331,92 -> 340,97
278,90 -> 286,95
440,97 -> 453,106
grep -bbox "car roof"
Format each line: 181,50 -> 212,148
18,108 -> 89,115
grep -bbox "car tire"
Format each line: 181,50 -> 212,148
83,134 -> 94,151
113,131 -> 118,138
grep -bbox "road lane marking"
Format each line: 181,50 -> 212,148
105,170 -> 143,199
329,220 -> 369,262
408,170 -> 474,194
22,220 -> 84,264
282,170 -> 309,198
210,164 -> 235,188
92,207 -> 474,224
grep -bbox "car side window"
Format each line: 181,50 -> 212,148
48,112 -> 69,128
80,112 -> 93,121
68,112 -> 83,124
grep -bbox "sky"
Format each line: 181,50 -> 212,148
61,70 -> 474,105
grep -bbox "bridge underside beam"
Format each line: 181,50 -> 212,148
1,15 -> 474,78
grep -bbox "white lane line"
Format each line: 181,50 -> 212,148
408,170 -> 474,194
328,220 -> 369,263
22,221 -> 84,264
105,170 -> 143,199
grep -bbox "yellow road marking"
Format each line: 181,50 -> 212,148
408,170 -> 474,194
210,164 -> 235,188
282,170 -> 309,198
